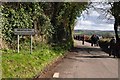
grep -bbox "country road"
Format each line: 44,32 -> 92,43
39,40 -> 118,78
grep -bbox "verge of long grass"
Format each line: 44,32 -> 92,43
2,43 -> 66,78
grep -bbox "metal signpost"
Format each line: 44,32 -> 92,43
14,28 -> 35,54
18,35 -> 19,53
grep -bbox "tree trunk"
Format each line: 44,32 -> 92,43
50,3 -> 59,43
68,7 -> 75,48
114,16 -> 120,58
114,16 -> 119,42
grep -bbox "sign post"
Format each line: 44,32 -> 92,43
18,35 -> 19,53
30,35 -> 32,54
14,28 -> 35,54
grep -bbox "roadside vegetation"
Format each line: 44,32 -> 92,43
2,41 -> 67,78
0,2 -> 87,78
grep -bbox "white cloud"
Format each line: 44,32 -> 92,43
74,4 -> 114,31
74,18 -> 114,31
74,23 -> 114,31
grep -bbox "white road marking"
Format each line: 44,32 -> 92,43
53,72 -> 59,78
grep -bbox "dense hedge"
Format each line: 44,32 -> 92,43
1,2 -> 87,49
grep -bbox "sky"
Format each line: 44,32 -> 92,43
74,3 -> 115,31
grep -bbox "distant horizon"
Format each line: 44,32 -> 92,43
74,29 -> 114,31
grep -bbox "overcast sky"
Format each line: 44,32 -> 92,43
74,3 -> 115,31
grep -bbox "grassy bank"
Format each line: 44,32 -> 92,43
2,43 -> 67,78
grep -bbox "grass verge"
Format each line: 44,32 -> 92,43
1,43 -> 67,78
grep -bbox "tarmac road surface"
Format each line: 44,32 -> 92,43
39,40 -> 118,78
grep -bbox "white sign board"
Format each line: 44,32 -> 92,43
14,28 -> 35,54
14,28 -> 35,35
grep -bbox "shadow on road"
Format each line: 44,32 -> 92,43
70,47 -> 102,52
68,46 -> 112,59
75,55 -> 112,58
64,56 -> 112,63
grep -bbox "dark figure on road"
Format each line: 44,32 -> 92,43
95,35 -> 99,46
109,37 -> 116,57
81,35 -> 85,45
116,38 -> 120,58
91,34 -> 99,46
91,35 -> 95,46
